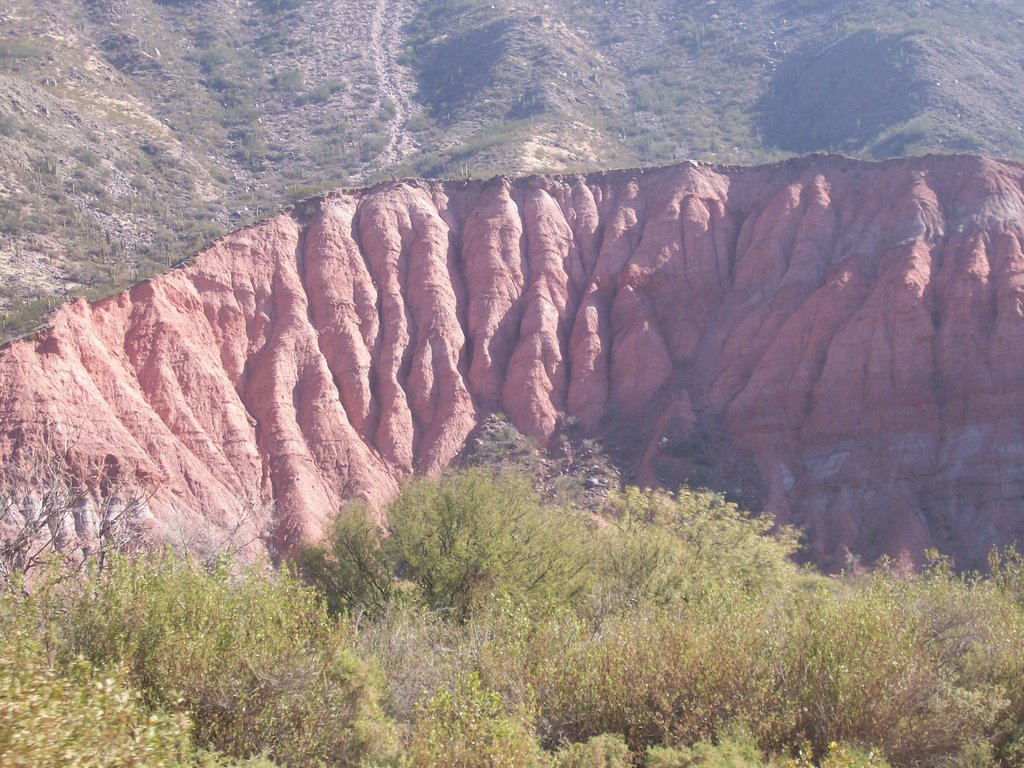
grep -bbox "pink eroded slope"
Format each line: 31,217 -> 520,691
2,155 -> 1024,568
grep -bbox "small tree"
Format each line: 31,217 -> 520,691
386,470 -> 592,620
300,503 -> 393,618
303,469 -> 593,621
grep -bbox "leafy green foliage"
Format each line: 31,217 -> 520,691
774,577 -> 1001,765
594,487 -> 798,612
554,733 -> 631,768
407,672 -> 545,768
645,735 -> 893,768
318,470 -> 1024,766
385,470 -> 591,619
486,601 -> 790,750
304,469 -> 799,624
305,470 -> 592,621
0,636 -> 192,767
988,545 -> 1024,607
645,730 -> 769,768
300,504 -> 394,618
2,557 -> 397,767
6,468 -> 1024,767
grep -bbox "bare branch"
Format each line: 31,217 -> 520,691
0,424 -> 154,591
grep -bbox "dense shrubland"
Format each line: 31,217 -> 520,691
4,464 -> 1024,766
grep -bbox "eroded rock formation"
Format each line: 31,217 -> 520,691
2,155 -> 1023,568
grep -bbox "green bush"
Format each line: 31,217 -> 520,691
270,68 -> 304,92
295,79 -> 345,107
55,556 -> 398,766
0,653 -> 191,767
467,569 -> 1008,765
352,602 -> 466,723
496,600 -> 785,751
643,735 -> 892,768
599,486 -> 799,604
814,743 -> 892,768
0,616 -> 192,767
776,578 -> 1004,765
387,470 -> 593,619
555,733 -> 631,768
645,729 -> 767,768
407,672 -> 545,768
305,470 -> 592,621
7,469 -> 1024,767
989,546 -> 1024,608
301,504 -> 394,617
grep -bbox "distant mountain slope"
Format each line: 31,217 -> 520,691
3,154 -> 1024,570
1,0 -> 1023,336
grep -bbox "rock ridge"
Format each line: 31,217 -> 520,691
2,154 -> 1024,568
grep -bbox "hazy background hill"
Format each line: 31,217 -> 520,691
1,0 -> 1023,337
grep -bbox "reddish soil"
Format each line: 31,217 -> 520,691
3,154 -> 1023,568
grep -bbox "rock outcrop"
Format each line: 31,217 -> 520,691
2,154 -> 1024,568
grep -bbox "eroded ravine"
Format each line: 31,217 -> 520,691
2,155 -> 1024,569
365,0 -> 419,171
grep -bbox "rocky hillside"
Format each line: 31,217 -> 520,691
2,0 -> 1024,336
2,154 -> 1023,570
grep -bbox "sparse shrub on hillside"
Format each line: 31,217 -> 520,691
270,68 -> 304,92
359,133 -> 390,162
0,40 -> 47,62
464,413 -> 543,472
295,79 -> 345,107
258,0 -> 305,13
232,124 -> 268,170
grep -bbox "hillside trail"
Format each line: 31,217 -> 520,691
366,0 -> 418,172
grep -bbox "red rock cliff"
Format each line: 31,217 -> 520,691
2,155 -> 1024,568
